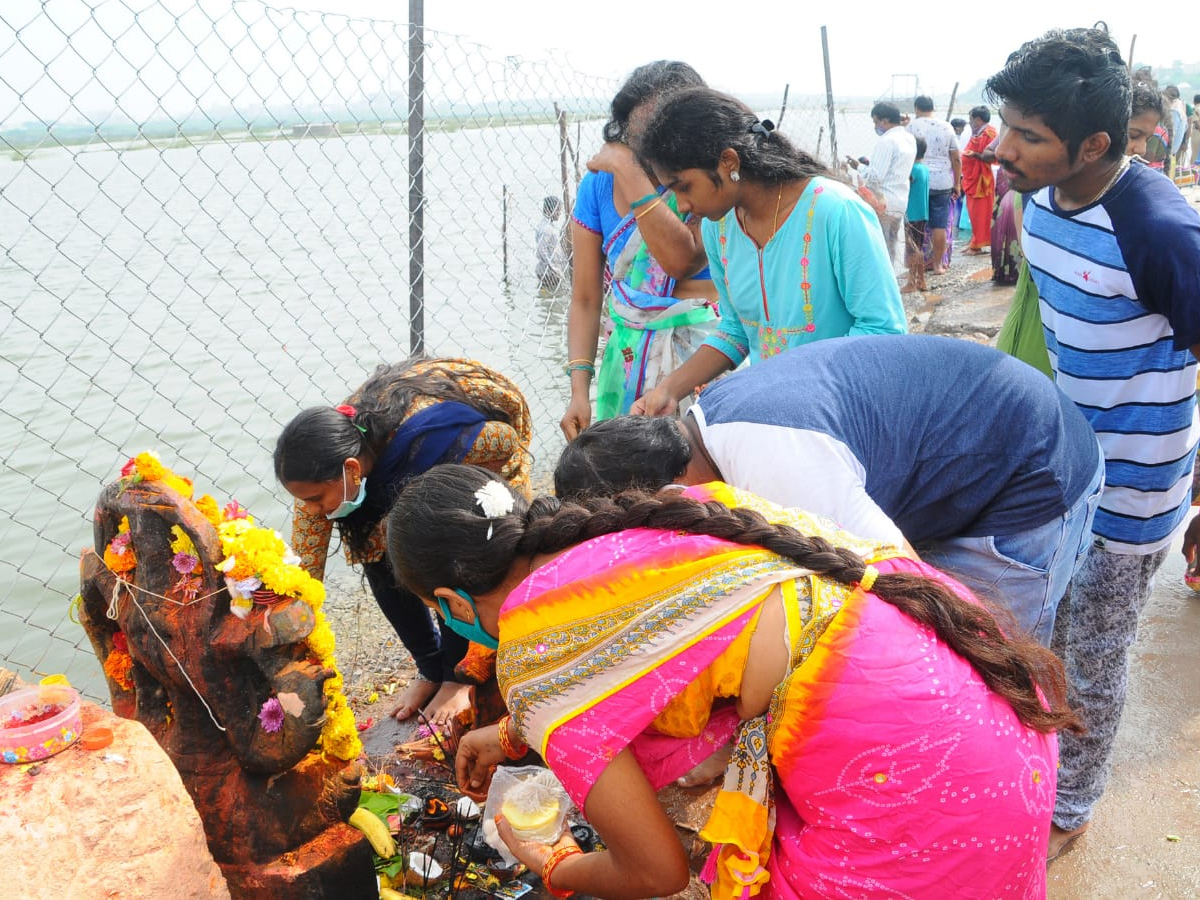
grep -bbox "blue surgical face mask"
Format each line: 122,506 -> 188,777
874,124 -> 886,136
325,469 -> 367,520
435,589 -> 499,650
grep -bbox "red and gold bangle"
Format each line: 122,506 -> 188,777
541,845 -> 584,898
497,714 -> 528,760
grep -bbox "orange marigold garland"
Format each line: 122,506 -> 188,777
99,451 -> 363,762
103,631 -> 135,691
103,516 -> 136,575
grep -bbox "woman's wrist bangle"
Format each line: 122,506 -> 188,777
497,714 -> 529,760
541,845 -> 584,898
564,362 -> 596,378
633,196 -> 664,220
629,190 -> 660,210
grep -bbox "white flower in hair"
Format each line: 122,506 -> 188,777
474,480 -> 515,519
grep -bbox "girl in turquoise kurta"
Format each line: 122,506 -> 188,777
631,87 -> 906,415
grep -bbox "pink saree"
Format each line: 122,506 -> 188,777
496,484 -> 1055,898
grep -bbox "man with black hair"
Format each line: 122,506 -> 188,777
950,116 -> 970,153
988,25 -> 1200,861
557,334 -> 1104,648
847,101 -> 917,266
907,95 -> 961,273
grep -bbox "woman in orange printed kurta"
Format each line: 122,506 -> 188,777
274,359 -> 531,725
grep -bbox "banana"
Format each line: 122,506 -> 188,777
379,889 -> 406,900
349,807 -> 397,859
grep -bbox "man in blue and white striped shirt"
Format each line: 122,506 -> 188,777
988,27 -> 1200,861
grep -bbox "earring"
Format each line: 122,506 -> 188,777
730,170 -> 740,183
353,475 -> 361,485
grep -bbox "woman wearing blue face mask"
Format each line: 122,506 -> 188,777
274,358 -> 532,726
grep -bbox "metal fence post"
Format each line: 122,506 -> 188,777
408,0 -> 425,355
821,26 -> 838,166
556,104 -> 572,219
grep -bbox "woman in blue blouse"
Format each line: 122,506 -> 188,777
561,61 -> 719,438
632,87 -> 906,416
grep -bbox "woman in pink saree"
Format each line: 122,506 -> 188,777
387,466 -> 1078,899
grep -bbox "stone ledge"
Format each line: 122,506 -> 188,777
0,700 -> 230,900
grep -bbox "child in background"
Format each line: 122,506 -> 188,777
903,137 -> 929,293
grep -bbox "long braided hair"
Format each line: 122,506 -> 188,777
388,465 -> 1081,736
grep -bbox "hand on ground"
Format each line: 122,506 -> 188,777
455,726 -> 505,799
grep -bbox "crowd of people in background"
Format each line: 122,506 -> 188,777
535,64 -> 1199,307
848,70 -> 1200,297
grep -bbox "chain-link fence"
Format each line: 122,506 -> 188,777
0,0 -> 893,701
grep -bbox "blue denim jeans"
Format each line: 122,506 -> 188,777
919,454 -> 1105,644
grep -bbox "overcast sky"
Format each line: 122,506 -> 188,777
292,1 -> 1192,98
3,1 -> 1195,127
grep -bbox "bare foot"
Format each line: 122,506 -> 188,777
931,267 -> 948,276
676,742 -> 733,788
900,281 -> 925,294
389,677 -> 439,722
424,681 -> 473,728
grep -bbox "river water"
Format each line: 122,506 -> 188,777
0,117 -> 597,694
0,104 -> 885,696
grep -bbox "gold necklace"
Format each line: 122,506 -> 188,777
771,183 -> 783,240
736,183 -> 787,248
1065,157 -> 1129,209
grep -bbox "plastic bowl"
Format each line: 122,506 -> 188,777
0,685 -> 83,764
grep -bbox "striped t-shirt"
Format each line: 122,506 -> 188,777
1023,161 -> 1200,554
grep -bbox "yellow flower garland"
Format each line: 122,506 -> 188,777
105,451 -> 362,762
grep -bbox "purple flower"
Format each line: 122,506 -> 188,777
171,552 -> 198,574
258,696 -> 284,733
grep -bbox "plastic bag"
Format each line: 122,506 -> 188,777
482,765 -> 573,864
